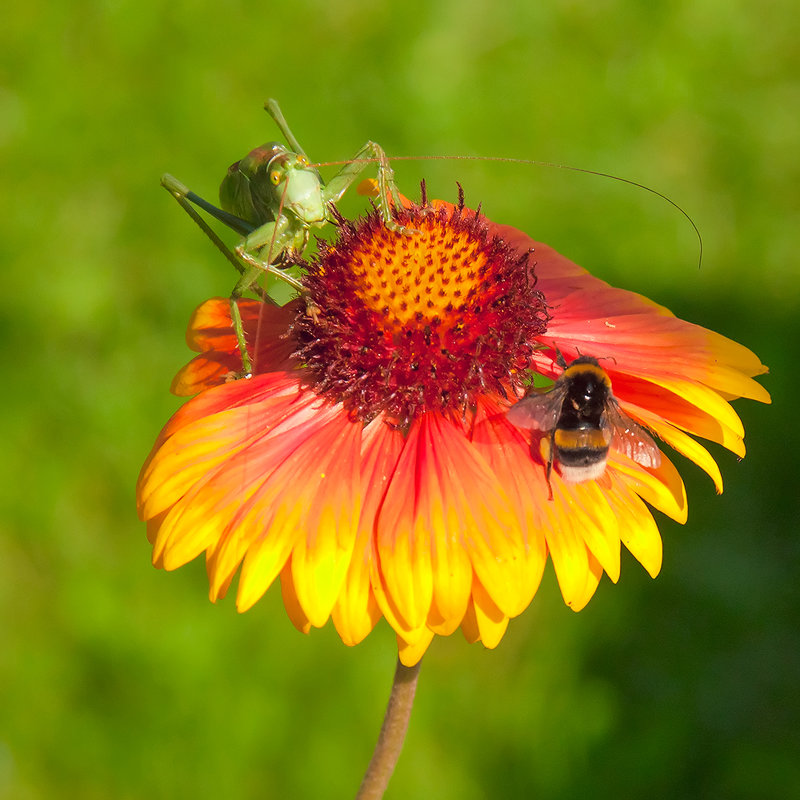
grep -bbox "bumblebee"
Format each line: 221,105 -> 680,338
507,356 -> 661,490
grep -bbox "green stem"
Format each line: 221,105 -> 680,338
355,658 -> 422,800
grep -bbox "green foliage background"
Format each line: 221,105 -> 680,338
2,1 -> 796,797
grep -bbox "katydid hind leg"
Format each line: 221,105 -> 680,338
162,173 -> 255,237
162,175 -> 251,280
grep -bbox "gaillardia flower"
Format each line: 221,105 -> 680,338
137,193 -> 770,666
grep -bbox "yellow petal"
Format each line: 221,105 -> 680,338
568,552 -> 604,612
610,453 -> 688,524
647,420 -> 725,493
642,376 -> 747,442
280,561 -> 311,634
560,480 -> 621,583
397,628 -> 435,667
606,475 -> 663,578
538,486 -> 591,608
468,579 -> 510,649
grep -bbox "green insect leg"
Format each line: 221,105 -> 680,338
323,141 -> 416,234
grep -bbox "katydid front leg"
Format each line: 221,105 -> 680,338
263,99 -> 411,233
322,141 -> 415,233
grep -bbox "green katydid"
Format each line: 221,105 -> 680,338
161,98 -> 410,377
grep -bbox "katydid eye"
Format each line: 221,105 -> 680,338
270,169 -> 282,185
297,155 -> 309,167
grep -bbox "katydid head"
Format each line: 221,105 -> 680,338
219,142 -> 327,230
267,150 -> 328,226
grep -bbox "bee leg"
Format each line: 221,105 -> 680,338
543,434 -> 555,502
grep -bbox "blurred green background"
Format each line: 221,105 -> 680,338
2,0 -> 795,797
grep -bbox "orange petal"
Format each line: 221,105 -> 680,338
228,411 -> 361,621
172,298 -> 297,395
287,417 -> 362,627
469,399 -> 550,613
376,414 -> 474,633
230,411 -> 361,617
540,477 -> 622,606
609,374 -> 746,455
172,353 -> 240,397
374,420 -> 434,631
429,414 -> 532,620
141,383 -> 319,569
141,375 -> 362,622
154,371 -> 304,443
139,403 -> 271,524
332,418 -> 404,646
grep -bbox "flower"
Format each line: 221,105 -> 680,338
137,193 -> 770,666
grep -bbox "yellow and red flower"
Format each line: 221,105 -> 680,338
137,194 -> 769,666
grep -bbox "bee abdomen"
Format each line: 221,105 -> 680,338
554,428 -> 609,456
553,428 -> 609,483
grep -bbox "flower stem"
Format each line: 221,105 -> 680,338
355,658 -> 422,800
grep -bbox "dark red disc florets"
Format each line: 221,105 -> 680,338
292,198 -> 549,426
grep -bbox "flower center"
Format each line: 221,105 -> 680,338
351,217 -> 490,328
292,199 -> 549,426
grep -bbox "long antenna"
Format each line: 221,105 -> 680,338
314,154 -> 703,268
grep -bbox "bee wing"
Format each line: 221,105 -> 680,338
506,384 -> 568,431
605,401 -> 662,468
